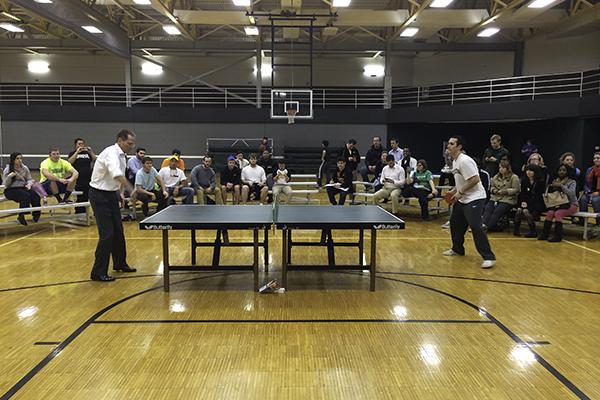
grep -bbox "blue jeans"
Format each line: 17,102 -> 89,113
167,186 -> 194,204
579,193 -> 600,225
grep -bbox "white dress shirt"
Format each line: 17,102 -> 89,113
90,144 -> 127,192
380,165 -> 406,189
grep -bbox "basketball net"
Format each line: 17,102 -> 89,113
286,109 -> 297,124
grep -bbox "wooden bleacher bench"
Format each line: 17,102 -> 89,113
351,181 -> 451,216
566,211 -> 600,240
0,201 -> 92,228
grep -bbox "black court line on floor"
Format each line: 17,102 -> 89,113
0,272 -> 241,400
364,273 -> 590,400
2,269 -> 600,296
526,341 -> 552,346
33,342 -> 61,346
93,319 -> 493,325
377,270 -> 600,296
0,272 -> 200,293
1,272 -> 591,400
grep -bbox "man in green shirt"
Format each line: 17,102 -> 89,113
40,148 -> 79,203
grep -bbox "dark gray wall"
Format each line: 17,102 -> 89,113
0,120 -> 384,169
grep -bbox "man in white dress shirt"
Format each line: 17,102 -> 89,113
88,129 -> 137,282
372,155 -> 405,214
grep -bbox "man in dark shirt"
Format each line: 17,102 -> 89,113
483,134 -> 510,177
326,157 -> 353,205
359,136 -> 384,183
259,149 -> 278,191
339,139 -> 360,172
221,155 -> 242,204
67,137 -> 97,213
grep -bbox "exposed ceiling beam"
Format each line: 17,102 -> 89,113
133,54 -> 256,105
0,38 -> 521,53
9,0 -> 130,58
149,0 -> 194,40
389,0 -> 435,40
455,0 -> 526,41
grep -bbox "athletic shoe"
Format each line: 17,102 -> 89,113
442,249 -> 462,256
441,221 -> 450,229
481,260 -> 496,269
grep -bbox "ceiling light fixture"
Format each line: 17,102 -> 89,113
477,27 -> 500,37
141,61 -> 163,76
400,27 -> 419,37
244,26 -> 259,36
0,22 -> 24,32
162,24 -> 181,35
332,0 -> 351,7
28,60 -> 50,74
34,0 -> 53,3
363,64 -> 384,78
132,0 -> 151,4
430,0 -> 455,7
232,0 -> 251,6
528,0 -> 557,7
81,25 -> 102,33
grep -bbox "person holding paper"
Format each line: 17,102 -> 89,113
326,157 -> 353,205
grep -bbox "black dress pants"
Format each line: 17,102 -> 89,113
89,187 -> 127,278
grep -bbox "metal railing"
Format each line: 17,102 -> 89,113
0,69 -> 597,109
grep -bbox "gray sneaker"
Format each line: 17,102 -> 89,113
481,260 -> 496,269
441,221 -> 450,229
443,249 -> 461,256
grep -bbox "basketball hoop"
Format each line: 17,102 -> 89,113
286,108 -> 297,124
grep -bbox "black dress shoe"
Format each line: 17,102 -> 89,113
90,275 -> 115,282
113,265 -> 137,273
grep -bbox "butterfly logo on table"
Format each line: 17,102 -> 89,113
373,224 -> 403,230
143,224 -> 173,230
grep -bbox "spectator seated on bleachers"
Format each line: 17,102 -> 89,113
272,159 -> 292,204
578,152 -> 600,227
482,160 -> 520,232
372,155 -> 405,214
191,154 -> 223,205
326,157 -> 354,206
2,152 -> 46,225
161,148 -> 185,170
513,164 -> 546,238
158,156 -> 194,205
359,136 -> 384,184
241,154 -> 268,204
403,159 -> 438,220
221,155 -> 242,205
538,165 -> 578,243
132,156 -> 168,218
40,147 -> 79,204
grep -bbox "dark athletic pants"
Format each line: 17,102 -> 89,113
89,187 -> 127,278
450,198 -> 495,261
4,187 -> 41,219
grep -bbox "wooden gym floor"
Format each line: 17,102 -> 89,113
1,198 -> 599,399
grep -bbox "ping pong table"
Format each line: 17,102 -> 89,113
139,204 -> 404,292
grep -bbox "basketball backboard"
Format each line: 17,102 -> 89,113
270,89 -> 313,121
